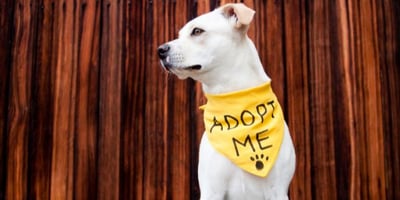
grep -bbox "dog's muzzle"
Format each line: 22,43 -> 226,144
157,43 -> 202,71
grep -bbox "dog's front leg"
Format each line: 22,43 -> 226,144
198,133 -> 235,200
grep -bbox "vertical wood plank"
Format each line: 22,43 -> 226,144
120,1 -> 146,199
166,79 -> 192,200
384,1 -> 400,199
0,0 -> 14,198
284,0 -> 312,199
97,0 -> 123,199
307,0 -> 337,199
347,0 -> 368,198
27,0 -> 55,199
330,0 -> 358,199
5,0 -> 37,199
50,1 -> 77,199
376,1 -> 400,199
143,0 -> 168,199
352,0 -> 386,199
73,0 -> 100,199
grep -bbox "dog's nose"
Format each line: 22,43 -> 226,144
157,44 -> 170,59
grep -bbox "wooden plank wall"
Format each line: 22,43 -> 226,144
0,0 -> 398,199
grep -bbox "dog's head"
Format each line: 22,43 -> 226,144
157,3 -> 255,80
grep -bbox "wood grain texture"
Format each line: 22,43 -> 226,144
0,0 -> 14,198
73,0 -> 100,199
308,1 -> 338,199
284,0 -> 313,199
6,0 -> 37,199
120,1 -> 146,199
97,1 -> 123,199
143,1 -> 168,199
28,1 -> 54,199
50,1 -> 78,199
0,0 -> 398,199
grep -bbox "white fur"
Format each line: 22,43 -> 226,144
158,4 -> 296,200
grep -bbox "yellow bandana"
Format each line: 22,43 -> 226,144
201,81 -> 285,177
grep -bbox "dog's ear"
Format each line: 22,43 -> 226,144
221,3 -> 255,29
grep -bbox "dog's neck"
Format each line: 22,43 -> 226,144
200,37 -> 270,95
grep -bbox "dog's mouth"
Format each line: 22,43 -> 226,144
185,64 -> 202,70
160,60 -> 202,71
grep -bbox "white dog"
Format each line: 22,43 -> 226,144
158,3 -> 295,200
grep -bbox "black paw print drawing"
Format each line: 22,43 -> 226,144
250,154 -> 269,170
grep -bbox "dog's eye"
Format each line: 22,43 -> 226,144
191,28 -> 205,36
